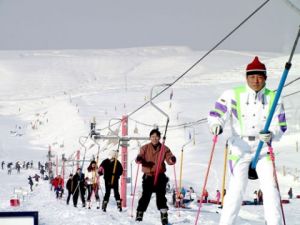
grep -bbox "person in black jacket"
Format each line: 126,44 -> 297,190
28,176 -> 34,191
98,150 -> 123,212
66,174 -> 73,205
72,168 -> 86,207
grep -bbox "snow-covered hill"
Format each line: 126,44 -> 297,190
0,47 -> 300,224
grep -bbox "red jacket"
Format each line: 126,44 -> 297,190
52,177 -> 64,188
137,142 -> 175,176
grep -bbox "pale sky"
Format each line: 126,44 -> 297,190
0,0 -> 299,52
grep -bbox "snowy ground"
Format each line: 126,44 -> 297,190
0,47 -> 300,224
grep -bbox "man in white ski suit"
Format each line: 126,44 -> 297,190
208,56 -> 287,225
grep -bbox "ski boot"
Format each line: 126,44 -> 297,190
136,211 -> 144,222
102,201 -> 108,212
117,200 -> 122,212
160,209 -> 168,225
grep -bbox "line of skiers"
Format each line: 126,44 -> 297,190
59,134 -> 173,225
63,150 -> 123,212
2,160 -> 34,171
3,161 -> 23,174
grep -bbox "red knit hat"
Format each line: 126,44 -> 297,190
246,56 -> 266,76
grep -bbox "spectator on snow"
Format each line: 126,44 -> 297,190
7,163 -> 12,175
288,187 -> 293,199
43,174 -> 49,180
180,187 -> 186,198
253,191 -> 258,205
1,161 -> 5,170
182,190 -> 193,207
208,56 -> 287,225
52,175 -> 64,191
216,190 -> 221,204
258,189 -> 263,204
56,184 -> 64,199
203,189 -> 209,202
33,174 -> 40,183
66,174 -> 73,205
99,150 -> 123,212
135,129 -> 176,225
16,162 -> 21,173
71,168 -> 86,208
28,176 -> 34,191
175,191 -> 184,208
86,160 -> 100,209
40,167 -> 46,178
189,186 -> 195,194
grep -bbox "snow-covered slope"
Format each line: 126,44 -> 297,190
0,47 -> 300,224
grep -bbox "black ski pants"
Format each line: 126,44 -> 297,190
137,173 -> 169,212
103,180 -> 120,202
66,190 -> 72,204
87,184 -> 100,202
73,185 -> 86,206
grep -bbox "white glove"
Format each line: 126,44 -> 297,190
258,131 -> 272,143
210,124 -> 223,136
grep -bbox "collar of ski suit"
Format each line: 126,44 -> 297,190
245,84 -> 266,100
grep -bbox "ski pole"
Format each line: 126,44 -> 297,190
149,84 -> 171,186
179,140 -> 192,190
251,26 -> 300,169
131,163 -> 140,217
108,118 -> 121,186
72,135 -> 89,197
173,164 -> 179,196
94,141 -> 102,199
154,139 -> 168,186
173,163 -> 181,216
179,148 -> 184,192
194,135 -> 218,225
268,144 -> 287,225
221,140 -> 228,207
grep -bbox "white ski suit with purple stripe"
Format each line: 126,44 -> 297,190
208,84 -> 286,225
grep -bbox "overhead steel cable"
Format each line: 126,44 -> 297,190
129,117 -> 207,129
127,75 -> 300,131
98,0 -> 271,132
283,90 -> 300,98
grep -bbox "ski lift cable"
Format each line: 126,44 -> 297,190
282,76 -> 300,89
98,0 -> 271,131
282,0 -> 300,15
127,75 -> 300,129
283,90 -> 300,98
128,117 -> 207,129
